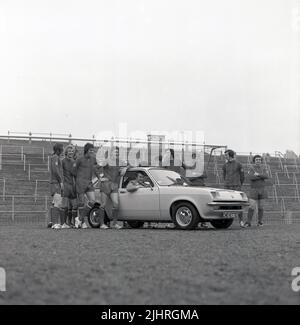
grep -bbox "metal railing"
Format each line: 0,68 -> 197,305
275,172 -> 280,185
0,178 -> 49,200
0,195 -> 50,222
280,198 -> 286,217
7,131 -> 71,143
284,165 -> 290,178
213,162 -> 222,184
267,164 -> 273,178
263,158 -> 269,175
273,185 -> 279,204
294,156 -> 299,170
34,180 -> 49,202
0,145 -> 2,170
275,151 -> 286,158
28,163 -> 49,181
278,156 -> 284,171
2,133 -> 209,148
2,135 -> 299,158
2,178 -> 5,201
247,155 -> 252,167
275,171 -> 300,179
0,144 -> 49,166
292,173 -> 300,202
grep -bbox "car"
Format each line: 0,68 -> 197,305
88,167 -> 249,230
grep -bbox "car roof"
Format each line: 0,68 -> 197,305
126,167 -> 166,172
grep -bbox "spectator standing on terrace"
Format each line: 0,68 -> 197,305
244,155 -> 269,227
49,143 -> 64,229
222,149 -> 245,227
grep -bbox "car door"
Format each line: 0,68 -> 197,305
118,171 -> 160,220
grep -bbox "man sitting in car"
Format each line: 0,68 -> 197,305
126,172 -> 151,192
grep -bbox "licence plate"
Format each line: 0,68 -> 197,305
223,212 -> 238,218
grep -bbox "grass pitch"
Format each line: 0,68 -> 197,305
0,223 -> 300,305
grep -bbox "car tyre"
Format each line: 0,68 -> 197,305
87,207 -> 101,228
210,219 -> 234,229
172,202 -> 200,230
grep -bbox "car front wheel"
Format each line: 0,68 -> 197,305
172,202 -> 200,230
210,219 -> 234,229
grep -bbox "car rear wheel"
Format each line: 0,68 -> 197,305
127,221 -> 145,229
210,219 -> 234,229
88,207 -> 101,228
172,202 -> 200,230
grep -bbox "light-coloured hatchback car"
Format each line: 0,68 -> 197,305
88,167 -> 249,230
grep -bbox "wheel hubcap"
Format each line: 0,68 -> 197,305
176,207 -> 193,227
90,210 -> 100,226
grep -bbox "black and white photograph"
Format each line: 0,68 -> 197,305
0,0 -> 300,309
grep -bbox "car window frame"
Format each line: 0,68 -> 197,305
121,170 -> 155,189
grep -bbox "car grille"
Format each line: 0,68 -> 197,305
217,206 -> 242,210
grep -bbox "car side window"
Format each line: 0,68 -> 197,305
122,171 -> 154,188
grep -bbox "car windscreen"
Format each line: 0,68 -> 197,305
149,169 -> 190,186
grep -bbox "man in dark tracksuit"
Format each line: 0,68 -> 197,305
61,145 -> 77,228
49,143 -> 64,229
222,149 -> 245,227
245,155 -> 269,227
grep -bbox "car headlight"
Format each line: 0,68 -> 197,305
239,192 -> 248,200
210,191 -> 221,200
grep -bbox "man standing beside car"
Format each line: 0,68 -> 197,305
222,149 -> 245,227
244,155 -> 269,227
75,143 -> 106,229
97,146 -> 129,229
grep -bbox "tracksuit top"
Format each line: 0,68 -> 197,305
75,156 -> 98,184
222,160 -> 245,186
62,158 -> 76,185
248,165 -> 269,189
50,155 -> 63,185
